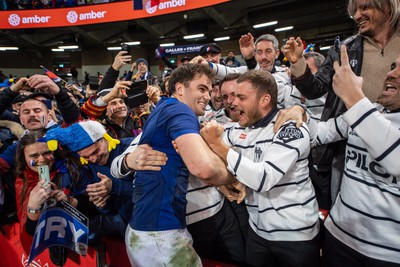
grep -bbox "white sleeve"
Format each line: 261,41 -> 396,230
110,133 -> 141,178
226,123 -> 310,192
313,115 -> 348,146
211,63 -> 248,80
273,70 -> 292,109
343,98 -> 400,177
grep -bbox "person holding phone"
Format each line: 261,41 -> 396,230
81,79 -> 160,139
14,130 -> 95,261
125,58 -> 158,86
282,0 -> 400,207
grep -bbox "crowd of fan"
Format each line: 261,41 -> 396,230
0,0 -> 399,266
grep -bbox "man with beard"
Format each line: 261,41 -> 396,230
285,47 -> 400,267
45,120 -> 167,238
185,72 -> 247,265
200,70 -> 320,267
282,0 -> 400,203
320,44 -> 400,267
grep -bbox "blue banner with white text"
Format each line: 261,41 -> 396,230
28,199 -> 89,265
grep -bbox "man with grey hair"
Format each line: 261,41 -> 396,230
282,0 -> 400,205
192,33 -> 292,108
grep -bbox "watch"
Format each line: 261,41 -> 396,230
27,206 -> 42,214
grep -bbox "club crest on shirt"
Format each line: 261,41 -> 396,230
277,122 -> 303,143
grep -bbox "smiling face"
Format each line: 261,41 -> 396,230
221,79 -> 240,122
24,142 -> 54,172
378,55 -> 400,111
77,138 -> 110,165
106,98 -> 128,120
255,40 -> 280,72
137,62 -> 148,74
180,74 -> 212,116
352,0 -> 391,37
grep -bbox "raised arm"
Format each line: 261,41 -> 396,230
282,36 -> 337,100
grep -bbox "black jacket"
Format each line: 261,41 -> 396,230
292,35 -> 363,168
99,66 -> 119,92
292,35 -> 363,122
0,85 -> 80,125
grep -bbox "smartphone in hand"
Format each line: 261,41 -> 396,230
121,43 -> 130,54
38,165 -> 50,188
127,80 -> 148,108
334,36 -> 341,65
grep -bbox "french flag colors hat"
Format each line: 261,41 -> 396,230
45,120 -> 120,164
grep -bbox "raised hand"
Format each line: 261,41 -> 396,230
239,32 -> 255,60
147,85 -> 161,104
189,55 -> 208,65
112,51 -> 131,71
282,37 -> 304,64
102,81 -> 131,103
332,45 -> 364,109
10,77 -> 29,93
27,74 -> 61,94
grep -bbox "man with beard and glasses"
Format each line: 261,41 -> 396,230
282,0 -> 400,204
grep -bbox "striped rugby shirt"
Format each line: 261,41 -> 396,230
313,98 -> 400,263
223,108 -> 320,241
284,85 -> 326,121
186,109 -> 235,224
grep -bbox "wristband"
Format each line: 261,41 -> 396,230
27,206 -> 42,214
121,154 -> 131,173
